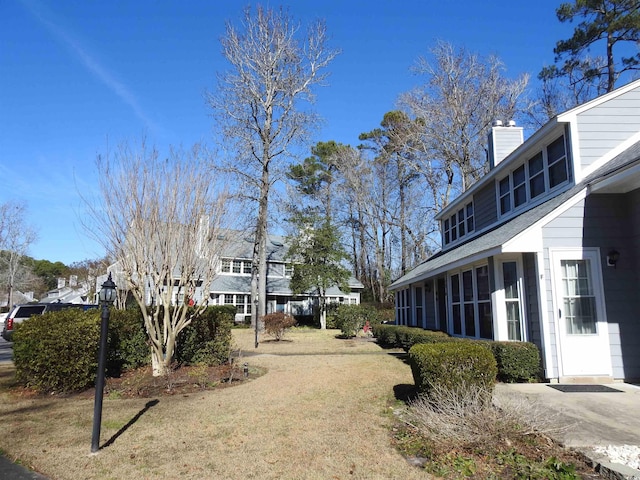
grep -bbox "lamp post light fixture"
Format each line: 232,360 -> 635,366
91,273 -> 117,453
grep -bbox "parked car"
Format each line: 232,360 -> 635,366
1,303 -> 98,342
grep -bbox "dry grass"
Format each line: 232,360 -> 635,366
0,328 -> 429,480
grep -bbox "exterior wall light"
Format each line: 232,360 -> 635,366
606,250 -> 620,268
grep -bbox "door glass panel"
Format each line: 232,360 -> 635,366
561,260 -> 597,334
503,262 -> 522,341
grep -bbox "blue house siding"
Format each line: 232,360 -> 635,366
541,192 -> 640,379
473,182 -> 498,230
575,86 -> 640,170
522,252 -> 541,347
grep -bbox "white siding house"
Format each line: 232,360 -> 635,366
390,79 -> 640,383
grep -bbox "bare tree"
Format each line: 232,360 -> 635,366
207,6 -> 338,328
400,41 -> 529,196
0,201 -> 38,307
83,140 -> 232,376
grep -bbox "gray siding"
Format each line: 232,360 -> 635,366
542,192 -> 640,380
576,86 -> 640,169
474,182 -> 498,230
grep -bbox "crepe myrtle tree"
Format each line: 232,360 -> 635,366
83,139 -> 232,376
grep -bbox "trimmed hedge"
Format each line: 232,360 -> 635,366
487,341 -> 541,383
373,324 -> 541,384
107,308 -> 149,376
409,341 -> 497,399
13,309 -> 101,393
175,306 -> 235,366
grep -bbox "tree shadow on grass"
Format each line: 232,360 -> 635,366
101,399 -> 160,450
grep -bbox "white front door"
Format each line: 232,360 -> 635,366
551,249 -> 612,377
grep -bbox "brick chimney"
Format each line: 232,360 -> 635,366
488,120 -> 523,169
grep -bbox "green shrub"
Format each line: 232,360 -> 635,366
175,306 -> 234,366
488,341 -> 541,383
13,309 -> 101,393
107,308 -> 149,376
330,304 -> 381,338
372,323 -> 397,347
409,341 -> 497,400
262,312 -> 296,340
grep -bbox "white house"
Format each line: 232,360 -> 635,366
390,79 -> 640,383
99,231 -> 363,323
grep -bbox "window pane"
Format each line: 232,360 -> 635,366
475,266 -> 489,300
547,136 -> 565,163
500,192 -> 511,215
503,262 -> 518,299
458,209 -> 465,236
224,294 -> 234,304
514,184 -> 526,207
464,304 -> 476,337
451,274 -> 460,302
499,177 -> 510,195
506,301 -> 521,340
221,259 -> 231,273
549,158 -> 568,187
463,270 -> 473,301
530,173 -> 545,198
513,165 -> 525,186
528,152 -> 543,175
243,261 -> 252,274
478,303 -> 493,339
453,305 -> 462,335
233,260 -> 241,273
561,259 -> 597,335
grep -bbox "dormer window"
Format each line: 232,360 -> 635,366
498,135 -> 570,218
443,201 -> 474,246
548,136 -> 568,188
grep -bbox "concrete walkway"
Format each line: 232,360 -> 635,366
497,382 -> 640,479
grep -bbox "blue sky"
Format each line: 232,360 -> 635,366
0,0 -> 571,265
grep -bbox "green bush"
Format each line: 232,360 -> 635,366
13,309 -> 101,393
175,306 -> 234,366
263,312 -> 296,340
107,308 -> 149,376
488,341 -> 541,383
330,304 -> 381,338
372,323 -> 397,347
409,341 -> 497,400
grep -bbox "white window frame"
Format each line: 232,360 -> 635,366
497,135 -> 570,219
448,263 -> 493,339
495,256 -> 526,342
443,201 -> 475,246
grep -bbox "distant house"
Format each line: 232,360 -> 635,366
390,79 -> 640,382
39,277 -> 92,305
99,231 -> 363,323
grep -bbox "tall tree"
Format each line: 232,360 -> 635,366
0,201 -> 38,307
541,0 -> 640,95
83,140 -> 232,376
207,6 -> 338,331
287,212 -> 350,329
400,41 -> 529,197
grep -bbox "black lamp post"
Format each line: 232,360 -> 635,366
91,273 -> 117,453
254,297 -> 259,348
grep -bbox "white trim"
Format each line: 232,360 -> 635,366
493,255 -> 526,342
534,251 -> 555,380
503,188 -> 588,253
557,78 -> 640,120
548,247 -> 612,377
